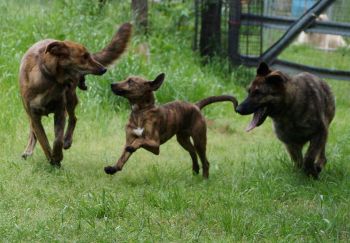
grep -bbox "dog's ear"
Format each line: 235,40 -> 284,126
266,71 -> 286,85
257,62 -> 271,76
149,73 -> 165,91
45,41 -> 69,57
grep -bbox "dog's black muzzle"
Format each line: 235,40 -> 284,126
236,97 -> 259,115
111,84 -> 128,96
97,67 -> 107,75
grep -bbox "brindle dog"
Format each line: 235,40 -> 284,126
20,23 -> 132,166
104,73 -> 238,178
236,62 -> 335,179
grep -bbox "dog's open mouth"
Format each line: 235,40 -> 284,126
245,107 -> 268,132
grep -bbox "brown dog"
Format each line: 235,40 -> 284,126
20,23 -> 132,165
104,73 -> 238,178
236,62 -> 335,178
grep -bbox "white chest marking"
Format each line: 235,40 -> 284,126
30,93 -> 46,109
133,127 -> 144,137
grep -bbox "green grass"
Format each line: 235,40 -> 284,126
281,44 -> 350,70
1,0 -> 350,241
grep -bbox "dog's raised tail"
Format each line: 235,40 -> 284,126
92,23 -> 132,66
195,95 -> 238,110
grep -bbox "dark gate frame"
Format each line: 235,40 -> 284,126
228,0 -> 350,81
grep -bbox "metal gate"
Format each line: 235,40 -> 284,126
195,0 -> 350,81
229,0 -> 350,80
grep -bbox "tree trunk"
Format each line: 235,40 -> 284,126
200,0 -> 222,57
132,0 -> 148,34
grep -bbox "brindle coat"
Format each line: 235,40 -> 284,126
104,73 -> 238,178
236,62 -> 335,178
20,23 -> 132,165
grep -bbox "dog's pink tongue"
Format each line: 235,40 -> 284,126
245,111 -> 260,132
245,108 -> 266,132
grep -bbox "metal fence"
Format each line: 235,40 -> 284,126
195,0 -> 350,81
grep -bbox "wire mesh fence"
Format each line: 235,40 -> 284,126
194,0 -> 350,80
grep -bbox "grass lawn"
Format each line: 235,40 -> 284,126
0,0 -> 349,241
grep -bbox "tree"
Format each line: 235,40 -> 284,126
200,0 -> 222,57
132,0 -> 148,34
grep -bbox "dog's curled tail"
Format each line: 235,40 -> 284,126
195,95 -> 238,110
92,23 -> 132,66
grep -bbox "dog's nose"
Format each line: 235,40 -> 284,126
99,68 -> 107,75
235,105 -> 242,114
110,84 -> 114,89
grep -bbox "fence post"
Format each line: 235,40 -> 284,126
200,0 -> 222,57
228,0 -> 241,65
193,0 -> 200,50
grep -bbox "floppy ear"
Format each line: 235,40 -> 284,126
149,73 -> 165,91
257,62 -> 271,76
45,41 -> 69,57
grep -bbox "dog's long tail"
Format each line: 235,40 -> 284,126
195,95 -> 238,110
92,23 -> 132,66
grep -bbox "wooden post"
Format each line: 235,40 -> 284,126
228,0 -> 241,65
199,0 -> 222,57
132,0 -> 148,34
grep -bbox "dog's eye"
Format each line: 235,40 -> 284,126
252,89 -> 262,96
82,53 -> 89,59
127,79 -> 134,85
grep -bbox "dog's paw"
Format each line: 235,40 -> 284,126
50,160 -> 61,168
104,166 -> 118,175
63,139 -> 72,150
192,170 -> 199,176
315,164 -> 322,174
78,83 -> 88,91
125,146 -> 136,153
304,165 -> 319,180
50,153 -> 63,167
21,152 -> 32,160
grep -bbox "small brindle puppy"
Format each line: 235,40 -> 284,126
236,62 -> 335,178
104,73 -> 238,178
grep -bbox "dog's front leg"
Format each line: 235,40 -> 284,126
304,128 -> 328,179
285,143 -> 303,168
104,147 -> 134,175
128,137 -> 160,155
63,88 -> 78,149
30,112 -> 52,162
104,136 -> 160,175
52,107 -> 66,166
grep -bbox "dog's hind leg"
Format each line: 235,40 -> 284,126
285,143 -> 303,168
64,89 -> 78,150
314,127 -> 329,175
191,122 -> 210,179
30,113 -> 52,162
315,148 -> 327,175
176,134 -> 199,175
22,123 -> 37,159
304,128 -> 328,179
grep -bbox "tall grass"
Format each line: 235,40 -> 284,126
0,0 -> 349,241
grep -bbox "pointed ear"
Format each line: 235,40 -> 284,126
266,72 -> 285,85
257,62 -> 271,76
45,41 -> 69,57
149,73 -> 165,91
